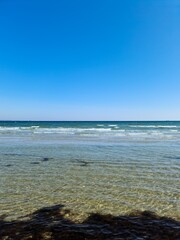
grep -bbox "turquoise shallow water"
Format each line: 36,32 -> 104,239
0,121 -> 180,220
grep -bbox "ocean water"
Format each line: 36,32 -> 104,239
0,121 -> 180,220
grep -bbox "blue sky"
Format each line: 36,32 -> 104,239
0,0 -> 179,120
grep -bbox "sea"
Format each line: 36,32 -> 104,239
0,121 -> 180,220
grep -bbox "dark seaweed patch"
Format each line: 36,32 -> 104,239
30,162 -> 40,165
41,157 -> 53,162
79,161 -> 89,167
42,157 -> 49,161
0,204 -> 179,240
5,164 -> 12,167
2,153 -> 52,160
74,159 -> 90,167
2,153 -> 54,163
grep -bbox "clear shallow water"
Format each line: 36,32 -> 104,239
0,121 -> 180,220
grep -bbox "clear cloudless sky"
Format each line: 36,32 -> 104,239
0,0 -> 180,120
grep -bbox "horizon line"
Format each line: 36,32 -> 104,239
0,120 -> 180,122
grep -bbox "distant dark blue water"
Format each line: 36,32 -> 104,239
0,121 -> 180,220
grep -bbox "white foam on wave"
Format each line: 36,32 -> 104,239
20,126 -> 40,130
130,125 -> 177,128
0,127 -> 20,131
0,126 -> 39,130
34,127 -> 113,134
0,126 -> 179,141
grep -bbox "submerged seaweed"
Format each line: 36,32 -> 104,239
0,204 -> 179,240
